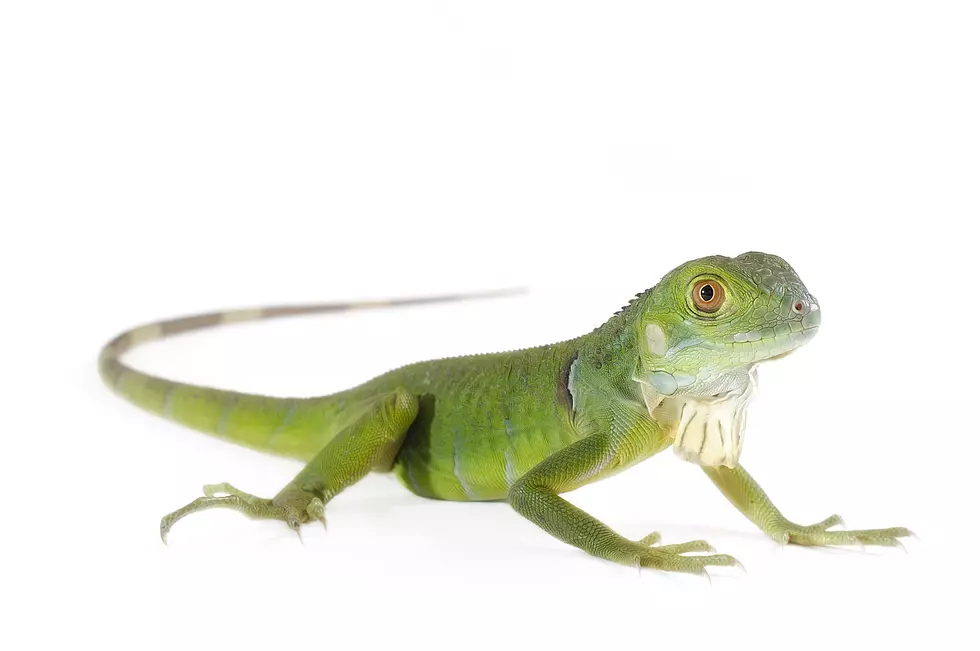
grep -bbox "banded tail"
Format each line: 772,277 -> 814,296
99,289 -> 520,459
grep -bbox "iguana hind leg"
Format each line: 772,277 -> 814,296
702,464 -> 913,547
160,389 -> 418,542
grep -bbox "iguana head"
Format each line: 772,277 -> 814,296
637,251 -> 820,397
634,252 -> 820,467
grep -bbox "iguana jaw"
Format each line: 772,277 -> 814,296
641,302 -> 820,396
724,307 -> 821,363
726,303 -> 821,358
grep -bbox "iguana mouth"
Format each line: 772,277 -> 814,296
724,307 -> 820,363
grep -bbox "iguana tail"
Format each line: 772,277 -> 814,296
98,290 -> 518,459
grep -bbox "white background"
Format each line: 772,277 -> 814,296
2,2 -> 976,649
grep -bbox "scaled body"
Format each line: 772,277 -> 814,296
100,253 -> 911,573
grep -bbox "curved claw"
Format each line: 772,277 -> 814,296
285,509 -> 305,544
701,568 -> 713,587
729,556 -> 746,574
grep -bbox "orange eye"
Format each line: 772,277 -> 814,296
692,279 -> 725,313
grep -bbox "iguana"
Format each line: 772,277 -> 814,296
99,252 -> 911,575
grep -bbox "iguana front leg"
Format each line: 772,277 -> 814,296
160,389 -> 418,541
702,464 -> 912,546
509,411 -> 740,575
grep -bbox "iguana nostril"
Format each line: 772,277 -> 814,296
793,301 -> 805,314
802,303 -> 821,329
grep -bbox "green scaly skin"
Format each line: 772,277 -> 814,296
99,253 -> 911,575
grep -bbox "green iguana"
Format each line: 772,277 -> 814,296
99,252 -> 911,575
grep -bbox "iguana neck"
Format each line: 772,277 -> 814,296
573,293 -> 758,469
573,293 -> 650,403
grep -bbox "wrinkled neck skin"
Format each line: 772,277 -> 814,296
637,366 -> 757,469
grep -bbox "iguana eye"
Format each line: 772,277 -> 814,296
692,279 -> 725,313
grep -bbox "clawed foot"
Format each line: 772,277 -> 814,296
625,531 -> 742,577
160,481 -> 326,543
769,514 -> 914,548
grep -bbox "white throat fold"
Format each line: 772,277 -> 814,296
640,367 -> 758,468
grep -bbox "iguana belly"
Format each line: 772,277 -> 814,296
391,393 -> 581,502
